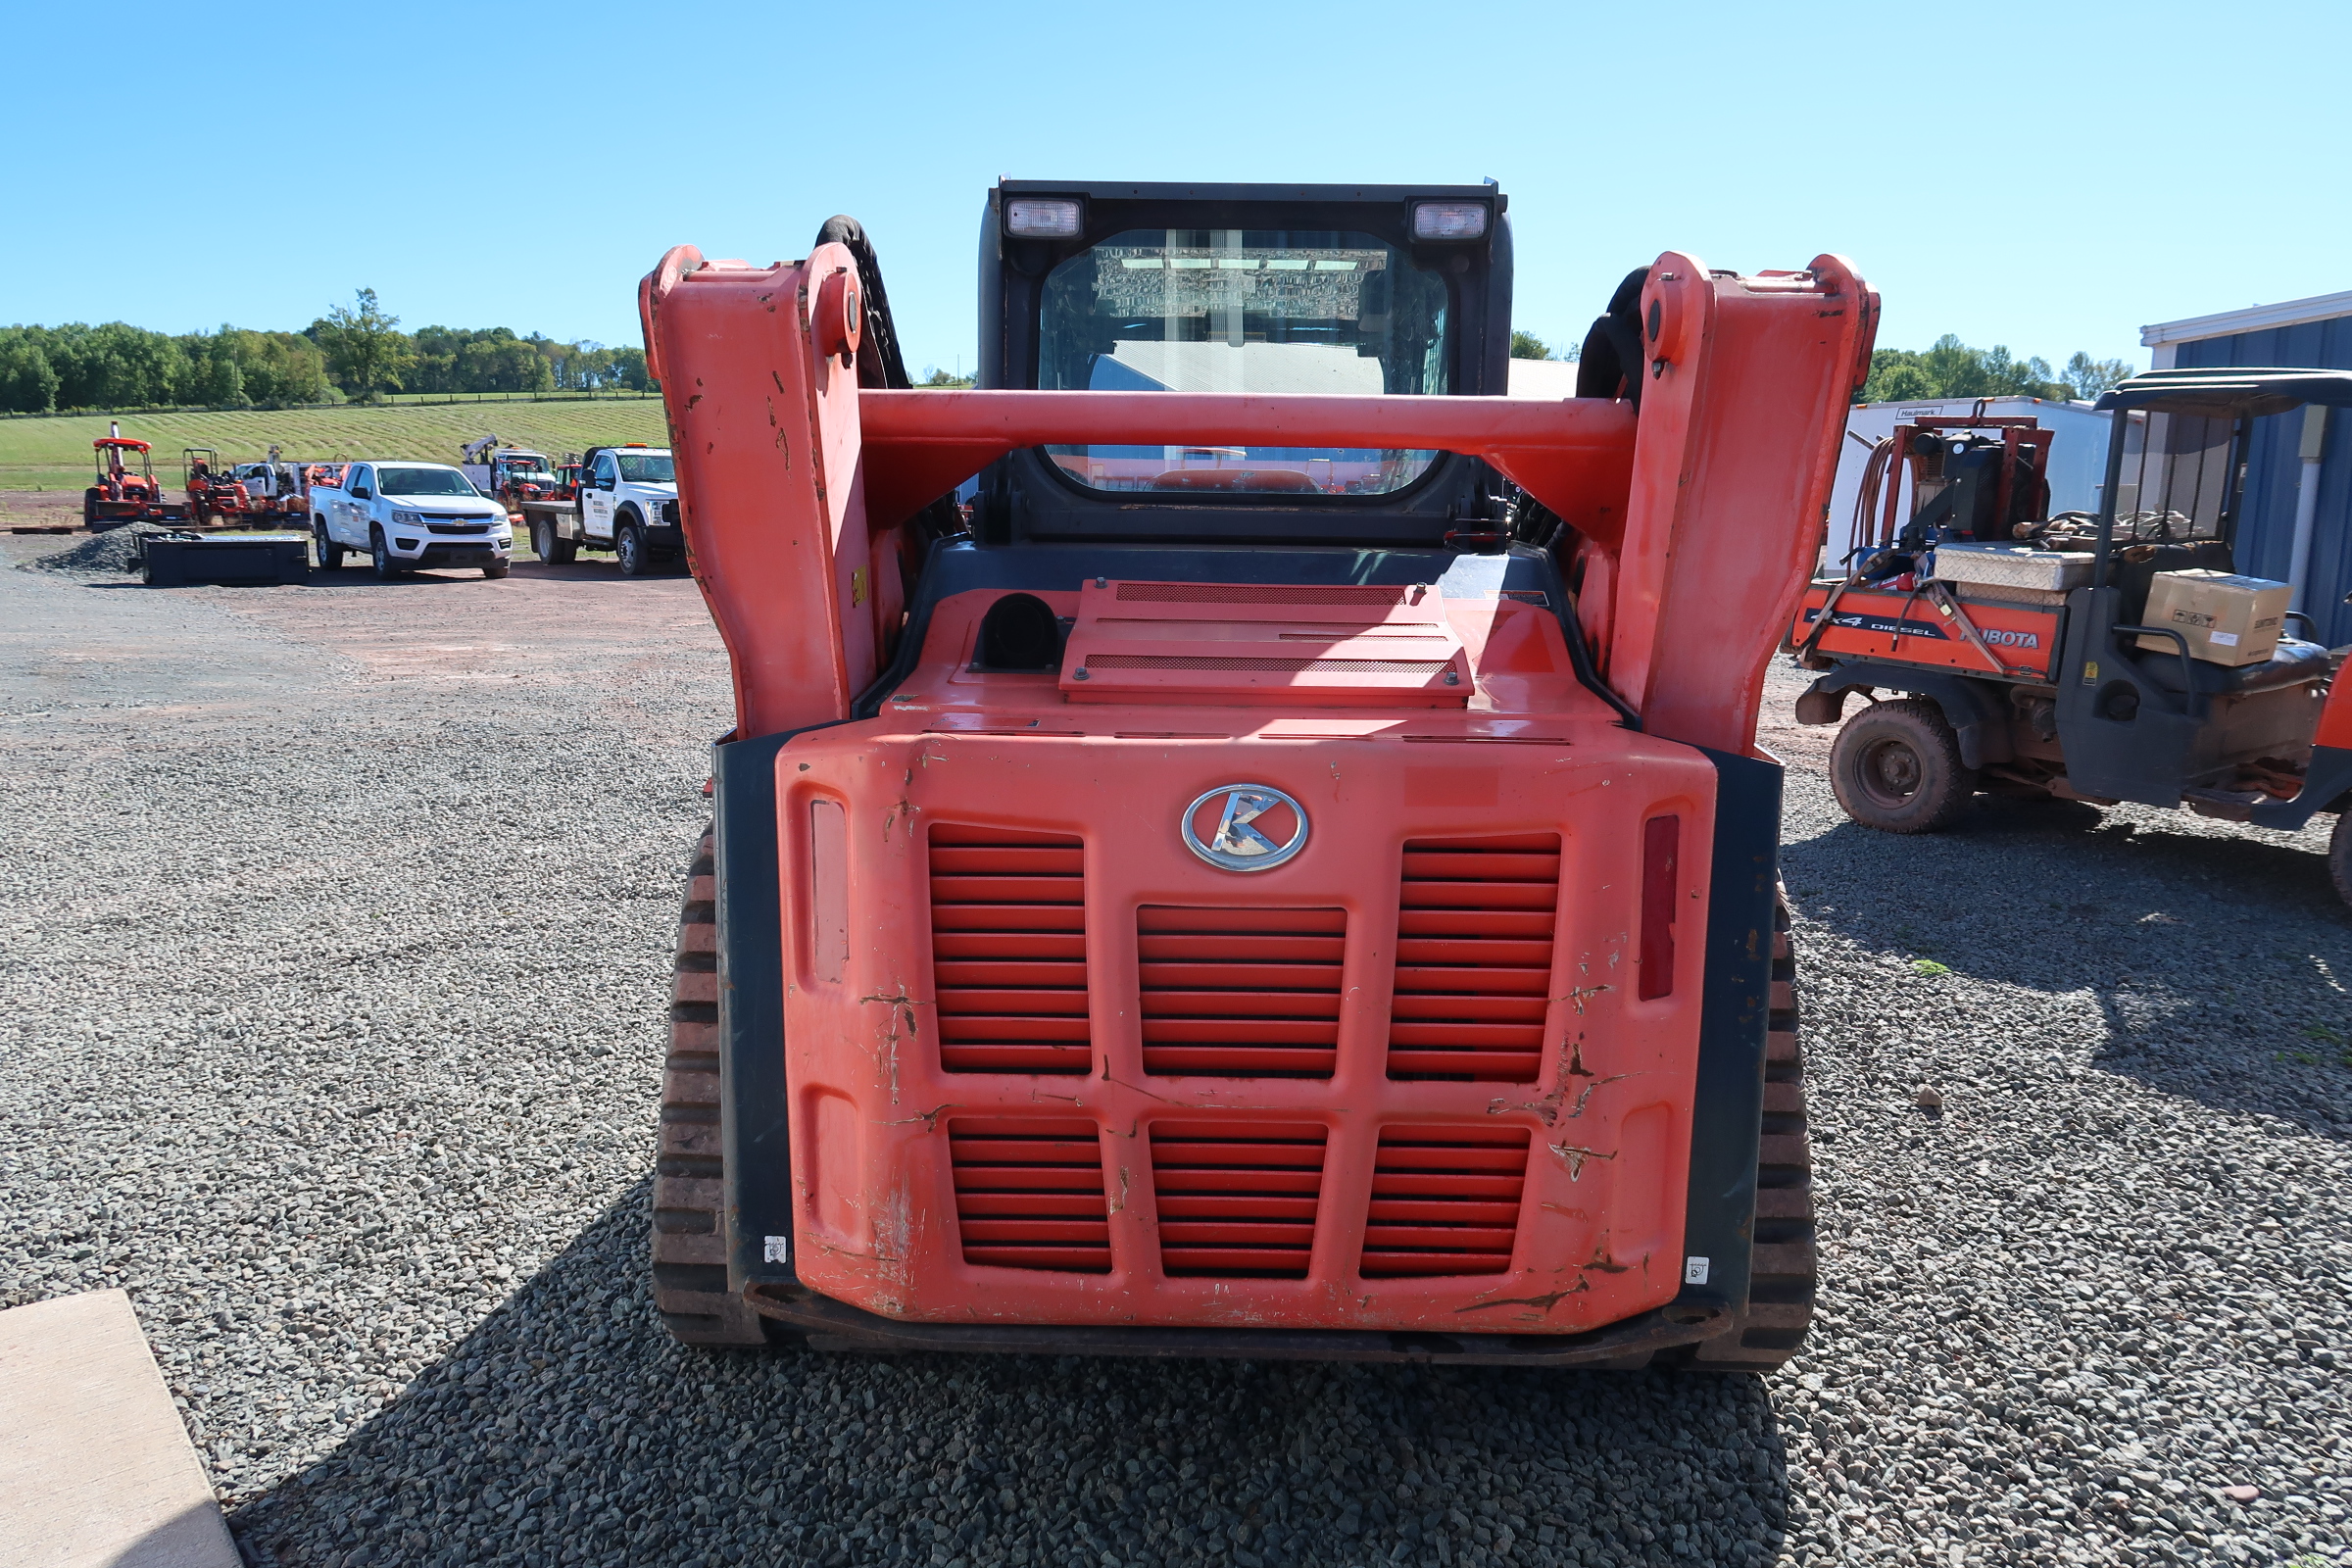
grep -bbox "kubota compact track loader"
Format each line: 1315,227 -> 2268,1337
641,183 -> 1876,1369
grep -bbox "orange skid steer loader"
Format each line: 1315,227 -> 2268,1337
640,184 -> 1875,1369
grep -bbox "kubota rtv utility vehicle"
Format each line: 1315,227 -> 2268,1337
1788,368 -> 2352,903
640,184 -> 1877,1368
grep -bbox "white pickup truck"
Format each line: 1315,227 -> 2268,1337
522,444 -> 681,576
311,460 -> 514,579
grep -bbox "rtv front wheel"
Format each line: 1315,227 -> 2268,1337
1830,698 -> 1977,833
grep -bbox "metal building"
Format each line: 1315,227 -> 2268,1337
2144,289 -> 2352,644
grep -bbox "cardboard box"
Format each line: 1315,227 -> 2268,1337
2136,569 -> 2291,666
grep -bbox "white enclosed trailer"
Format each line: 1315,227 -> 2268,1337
1827,396 -> 2111,567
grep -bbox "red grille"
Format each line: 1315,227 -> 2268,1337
1151,1121 -> 1327,1277
1116,582 -> 1408,606
950,1118 -> 1110,1272
1387,834 -> 1560,1082
1137,906 -> 1345,1077
1358,1127 -> 1531,1277
929,824 -> 1089,1074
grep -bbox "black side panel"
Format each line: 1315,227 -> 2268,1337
713,728 -> 802,1296
2052,585 -> 2205,806
1671,750 -> 1783,1320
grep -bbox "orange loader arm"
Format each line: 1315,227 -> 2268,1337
640,244 -> 1875,755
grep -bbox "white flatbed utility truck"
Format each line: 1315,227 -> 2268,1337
520,443 -> 682,575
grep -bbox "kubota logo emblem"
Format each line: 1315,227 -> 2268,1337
1183,785 -> 1309,872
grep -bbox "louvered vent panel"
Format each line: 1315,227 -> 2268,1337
1387,833 -> 1560,1082
1151,1122 -> 1327,1278
950,1118 -> 1110,1272
1358,1127 -> 1531,1277
930,824 -> 1089,1075
1137,906 -> 1345,1078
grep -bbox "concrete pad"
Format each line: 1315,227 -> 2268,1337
0,1290 -> 239,1568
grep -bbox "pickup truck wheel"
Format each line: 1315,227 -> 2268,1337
1830,698 -> 1977,833
313,522 -> 343,570
530,516 -> 555,562
616,519 -> 647,578
482,559 -> 511,579
369,527 -> 402,581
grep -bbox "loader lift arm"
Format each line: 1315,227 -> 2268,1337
640,244 -> 1877,757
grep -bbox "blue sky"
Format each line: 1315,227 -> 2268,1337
9,1 -> 2345,377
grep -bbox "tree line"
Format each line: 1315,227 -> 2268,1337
1862,336 -> 2133,404
1508,325 -> 2139,407
0,288 -> 654,415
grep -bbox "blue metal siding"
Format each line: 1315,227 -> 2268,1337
2174,319 -> 2352,644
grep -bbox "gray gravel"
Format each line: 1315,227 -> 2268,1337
1,551 -> 2347,1568
20,519 -> 169,573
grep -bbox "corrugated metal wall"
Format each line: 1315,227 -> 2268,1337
2173,317 -> 2352,645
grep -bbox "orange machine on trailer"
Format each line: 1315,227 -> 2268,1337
640,184 -> 1874,1368
83,426 -> 186,528
182,448 -> 252,526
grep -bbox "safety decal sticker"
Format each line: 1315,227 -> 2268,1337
764,1235 -> 791,1263
1684,1256 -> 1711,1286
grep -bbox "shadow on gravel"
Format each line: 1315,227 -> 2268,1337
229,1180 -> 1793,1568
1787,797 -> 2352,1139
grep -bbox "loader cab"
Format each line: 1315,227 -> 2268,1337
971,180 -> 1513,547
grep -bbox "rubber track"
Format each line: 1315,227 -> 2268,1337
1667,889 -> 1816,1371
651,827 -> 772,1346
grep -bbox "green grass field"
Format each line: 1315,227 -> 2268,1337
0,399 -> 671,493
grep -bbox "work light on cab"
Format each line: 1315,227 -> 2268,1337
1411,201 -> 1489,241
1005,198 -> 1082,237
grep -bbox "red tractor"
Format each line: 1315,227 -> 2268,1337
83,428 -> 186,529
182,448 -> 253,526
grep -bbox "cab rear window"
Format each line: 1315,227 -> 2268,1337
1037,228 -> 1451,497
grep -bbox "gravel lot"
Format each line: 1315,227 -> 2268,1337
1,538 -> 2347,1568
